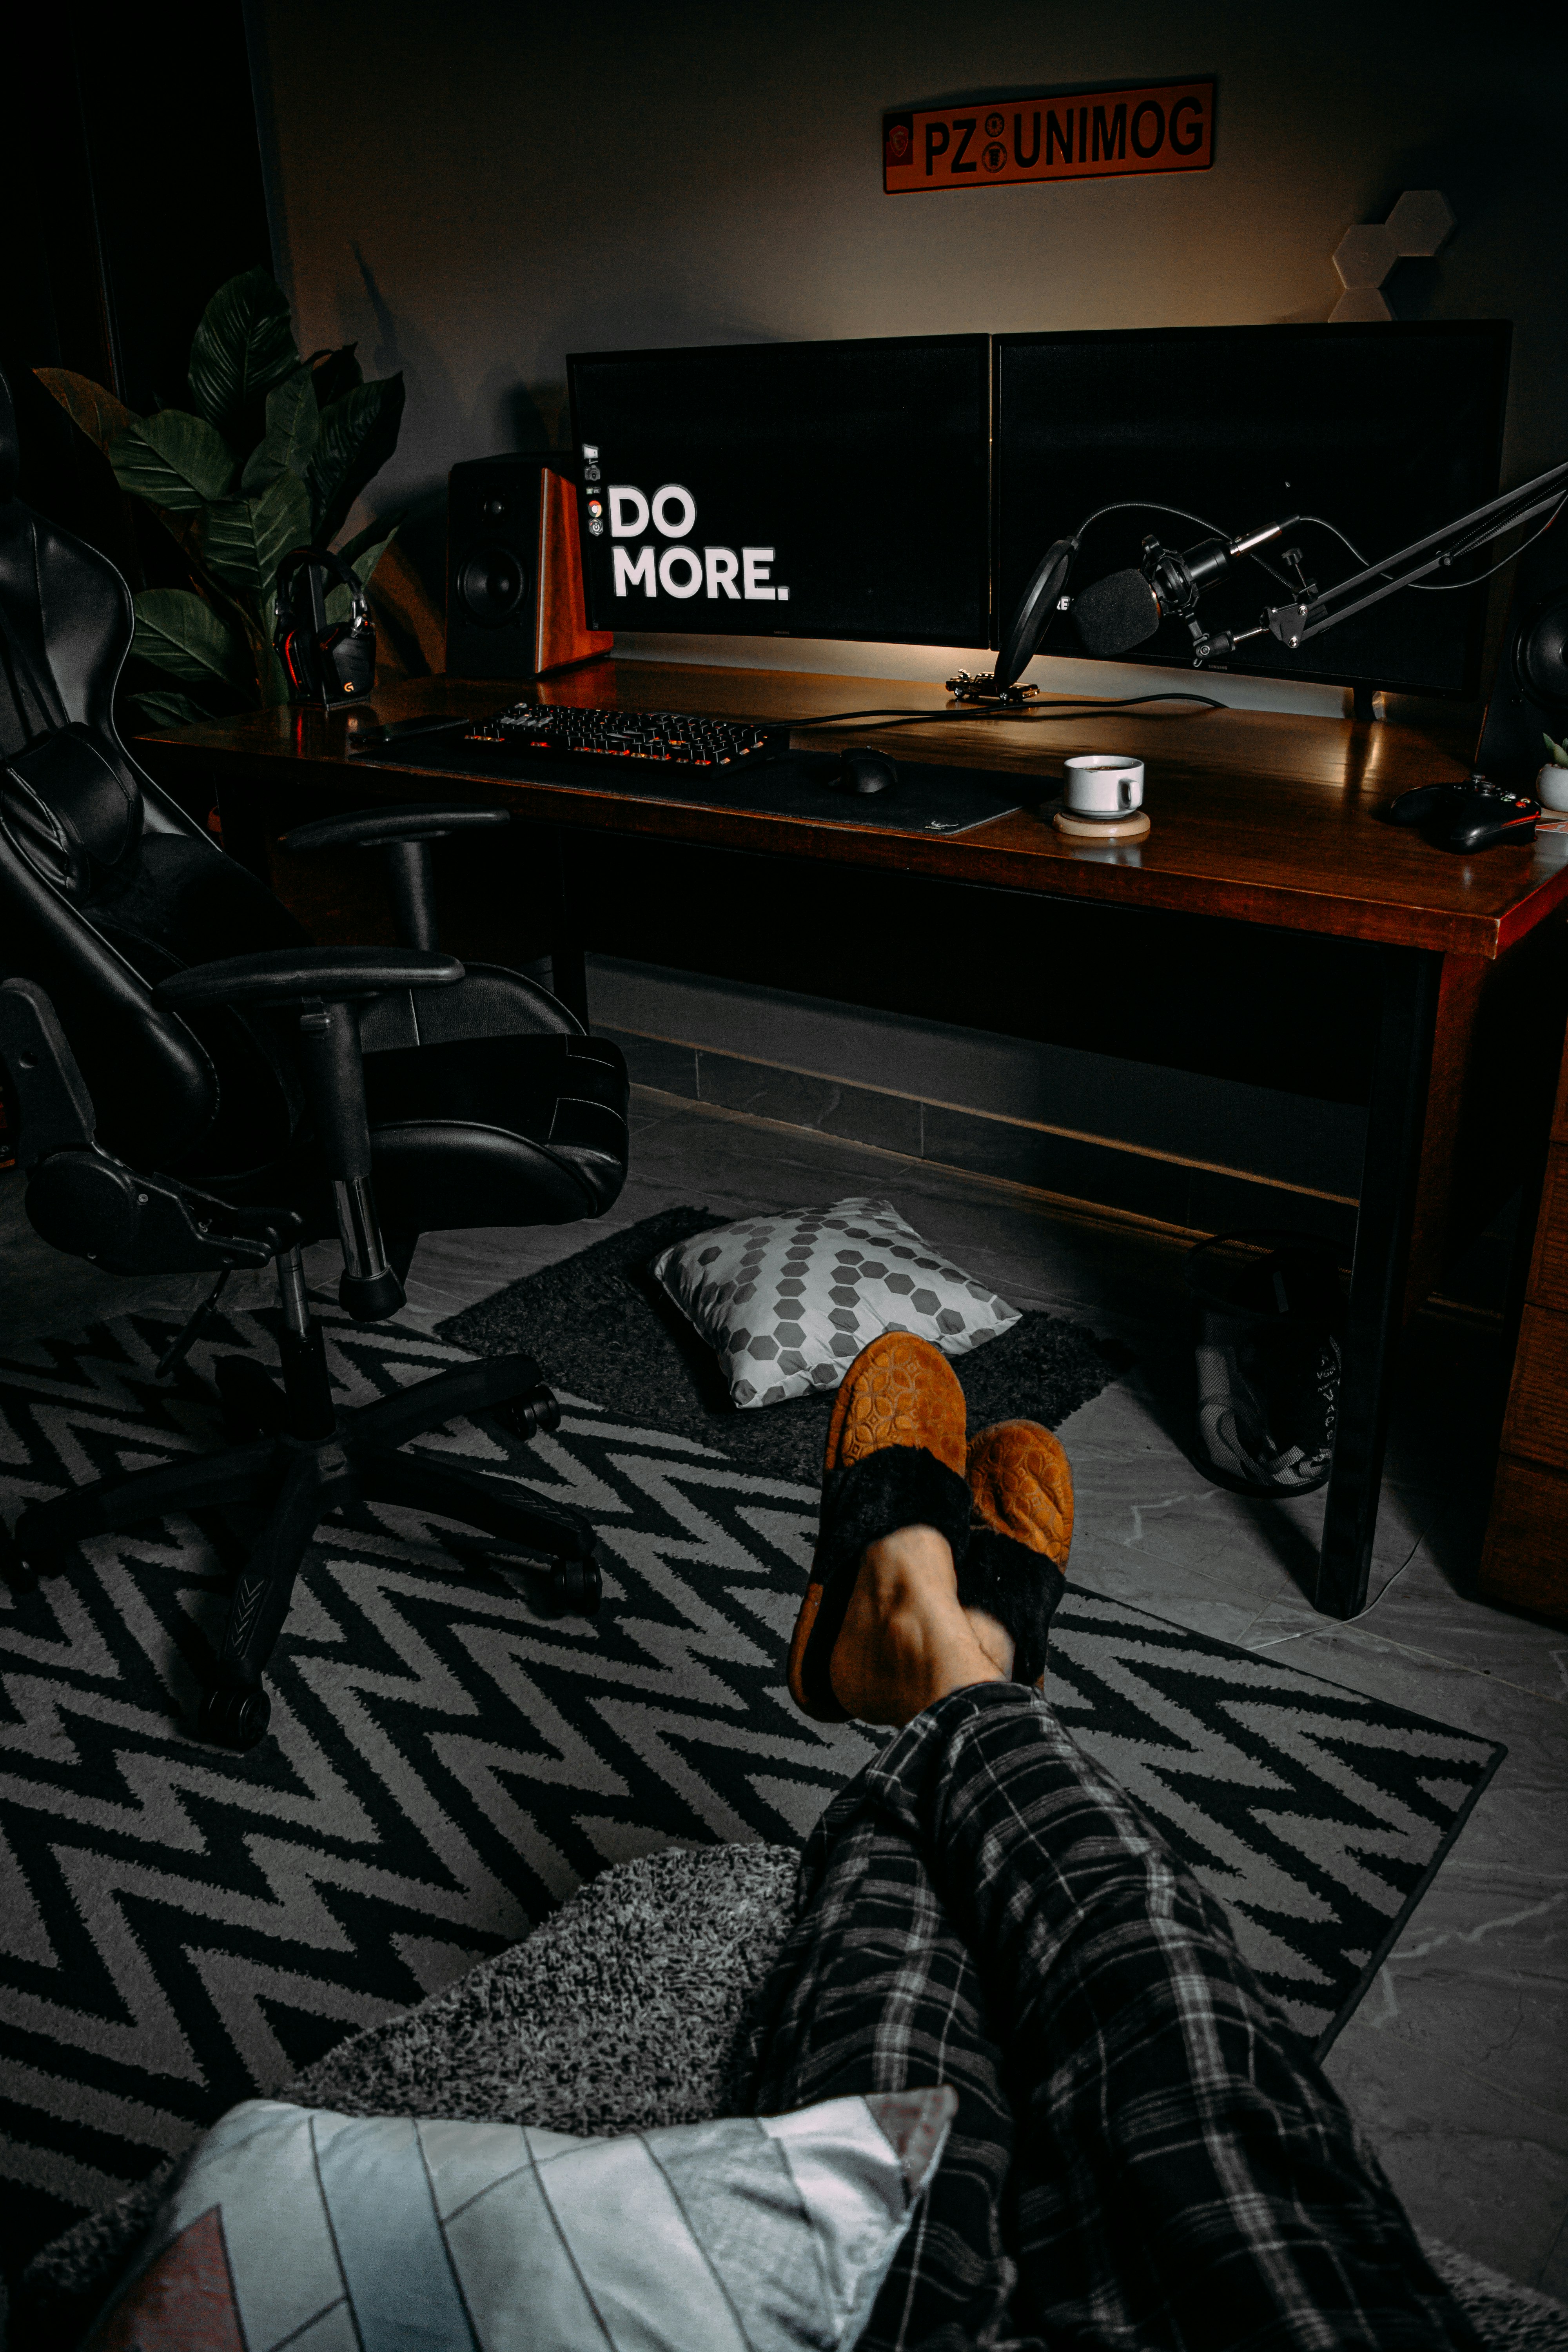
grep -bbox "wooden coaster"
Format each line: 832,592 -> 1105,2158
1052,806 -> 1151,842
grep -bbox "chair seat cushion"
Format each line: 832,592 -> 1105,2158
364,1031 -> 629,1224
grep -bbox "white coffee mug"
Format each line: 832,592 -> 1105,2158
1063,753 -> 1144,817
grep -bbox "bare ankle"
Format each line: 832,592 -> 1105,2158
829,1524 -> 1008,1725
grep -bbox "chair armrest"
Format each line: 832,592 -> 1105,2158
282,804 -> 511,853
279,809 -> 511,954
156,949 -> 457,1324
154,946 -> 463,1011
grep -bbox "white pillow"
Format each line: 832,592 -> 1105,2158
88,2088 -> 955,2352
652,1195 -> 1020,1408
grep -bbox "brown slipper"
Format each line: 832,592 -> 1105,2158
960,1421 -> 1074,1685
788,1332 -> 971,1722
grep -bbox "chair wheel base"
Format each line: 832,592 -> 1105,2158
197,1684 -> 272,1751
214,1354 -> 288,1441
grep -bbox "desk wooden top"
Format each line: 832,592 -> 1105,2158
137,662 -> 1568,962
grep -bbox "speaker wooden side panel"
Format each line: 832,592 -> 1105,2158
536,468 -> 613,675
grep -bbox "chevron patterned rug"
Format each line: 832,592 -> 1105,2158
0,1285 -> 1502,2280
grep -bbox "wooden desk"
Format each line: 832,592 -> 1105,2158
137,663 -> 1568,1620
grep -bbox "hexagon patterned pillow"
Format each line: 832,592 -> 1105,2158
652,1195 -> 1021,1409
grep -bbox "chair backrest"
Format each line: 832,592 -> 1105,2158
0,368 -> 308,1180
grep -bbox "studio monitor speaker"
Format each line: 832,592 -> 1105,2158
1475,515 -> 1568,786
445,455 -> 612,682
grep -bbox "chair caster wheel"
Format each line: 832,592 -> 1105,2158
550,1546 -> 602,1617
496,1384 -> 562,1441
197,1685 -> 271,1751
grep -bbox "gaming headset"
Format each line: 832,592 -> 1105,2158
272,546 -> 376,706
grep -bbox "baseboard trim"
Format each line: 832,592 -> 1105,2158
613,1027 -> 1356,1202
626,1085 -> 1502,1328
630,1083 -> 1251,1247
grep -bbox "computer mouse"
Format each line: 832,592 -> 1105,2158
831,748 -> 899,796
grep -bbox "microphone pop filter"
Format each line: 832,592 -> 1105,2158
1072,569 -> 1163,658
996,538 -> 1074,688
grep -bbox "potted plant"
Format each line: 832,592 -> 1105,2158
1539,735 -> 1568,815
36,269 -> 403,730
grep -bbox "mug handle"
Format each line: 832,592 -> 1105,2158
1118,775 -> 1134,809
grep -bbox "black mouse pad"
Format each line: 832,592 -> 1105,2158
354,737 -> 1030,836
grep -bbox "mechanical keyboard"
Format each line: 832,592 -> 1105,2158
464,702 -> 791,768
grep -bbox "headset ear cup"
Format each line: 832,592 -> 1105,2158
274,550 -> 376,702
273,563 -> 313,703
317,612 -> 376,700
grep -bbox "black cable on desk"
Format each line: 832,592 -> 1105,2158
789,690 -> 1227,731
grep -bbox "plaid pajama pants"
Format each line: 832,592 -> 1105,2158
738,1681 -> 1478,2352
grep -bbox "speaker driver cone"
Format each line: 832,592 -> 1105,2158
1517,590 -> 1568,710
459,540 -> 526,626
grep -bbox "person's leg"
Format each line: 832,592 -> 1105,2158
843,1677 -> 1478,2352
740,1737 -> 1022,2352
750,1465 -> 1477,2351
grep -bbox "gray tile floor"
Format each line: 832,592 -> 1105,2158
3,1089 -> 1565,2295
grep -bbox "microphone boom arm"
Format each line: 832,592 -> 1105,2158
1255,459 -> 1568,653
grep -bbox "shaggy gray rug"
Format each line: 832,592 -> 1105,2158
16,1845 -> 1567,2352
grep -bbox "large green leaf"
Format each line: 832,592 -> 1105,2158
307,374 -> 405,542
197,472 -> 312,609
120,687 -> 213,733
33,369 -> 137,456
323,529 -> 396,623
131,590 -> 254,694
187,269 -> 299,453
241,370 -> 319,491
109,410 -> 236,513
307,344 -> 363,408
336,515 -> 401,568
260,639 -> 291,708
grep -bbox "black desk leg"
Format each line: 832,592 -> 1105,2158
1314,946 -> 1441,1618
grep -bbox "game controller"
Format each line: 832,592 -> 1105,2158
1387,771 -> 1541,853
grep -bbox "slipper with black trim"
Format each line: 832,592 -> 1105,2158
961,1420 -> 1074,1686
788,1332 -> 971,1722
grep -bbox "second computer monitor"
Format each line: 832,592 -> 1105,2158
567,334 -> 991,648
994,322 -> 1511,697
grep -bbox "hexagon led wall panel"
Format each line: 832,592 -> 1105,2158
1330,191 -> 1455,321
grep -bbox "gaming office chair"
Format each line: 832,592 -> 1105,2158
0,366 -> 630,1752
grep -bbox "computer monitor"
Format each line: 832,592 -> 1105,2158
567,335 -> 991,647
993,322 -> 1512,697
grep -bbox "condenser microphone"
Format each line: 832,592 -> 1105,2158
1070,518 -> 1298,659
1072,570 -> 1164,657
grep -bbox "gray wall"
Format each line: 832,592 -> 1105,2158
248,0 -> 1563,544
244,0 -> 1563,1228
